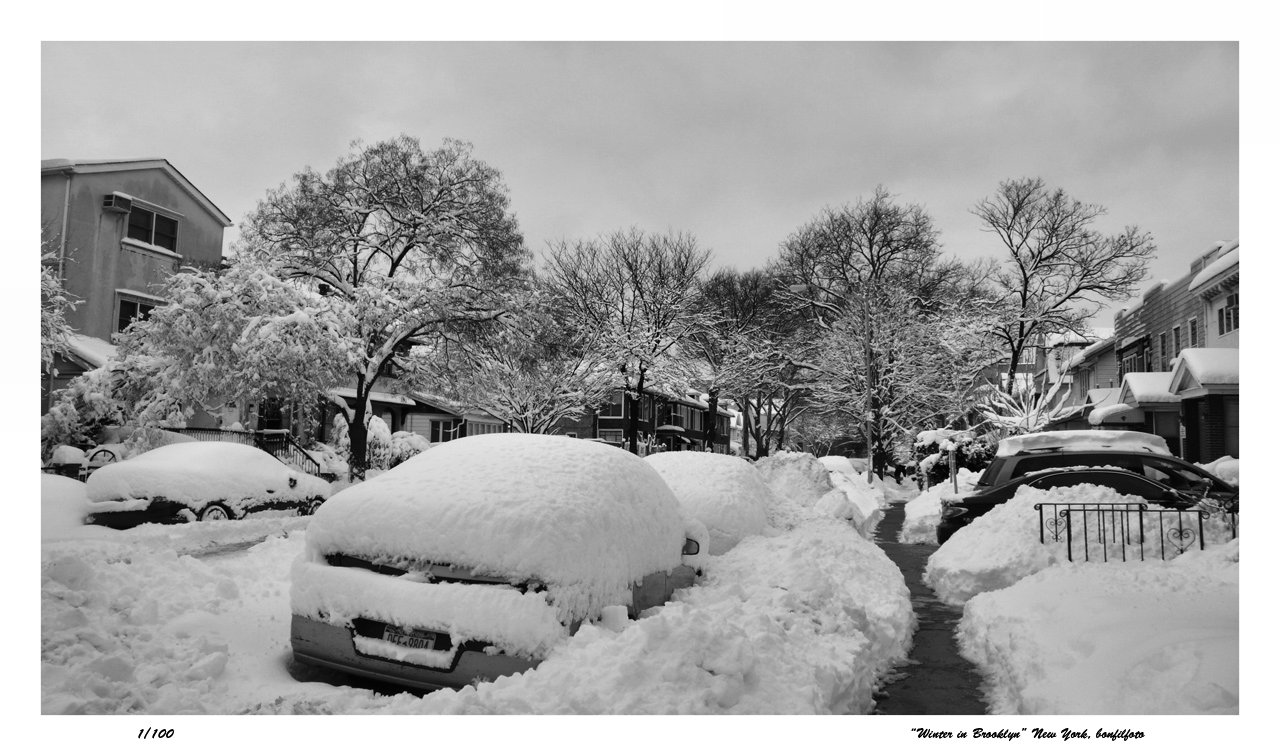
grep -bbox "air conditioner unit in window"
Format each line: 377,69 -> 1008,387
102,192 -> 133,214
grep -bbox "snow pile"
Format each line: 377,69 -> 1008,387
819,457 -> 888,535
303,434 -> 690,625
86,441 -> 331,513
996,430 -> 1170,456
42,530 -> 310,714
1199,456 -> 1239,486
49,445 -> 87,465
41,474 -> 111,540
925,484 -> 1149,605
398,518 -> 913,714
645,451 -> 773,555
958,541 -> 1239,714
754,451 -> 882,536
898,468 -> 981,544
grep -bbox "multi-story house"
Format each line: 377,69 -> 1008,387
1041,334 -> 1120,431
41,158 -> 232,411
1105,240 -> 1239,462
556,387 -> 734,454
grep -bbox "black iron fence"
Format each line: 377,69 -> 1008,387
1034,501 -> 1238,563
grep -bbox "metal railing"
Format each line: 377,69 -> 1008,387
1035,501 -> 1238,562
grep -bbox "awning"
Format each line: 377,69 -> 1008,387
1088,403 -> 1145,425
656,424 -> 685,433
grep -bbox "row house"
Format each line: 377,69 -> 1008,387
41,158 -> 232,414
1040,334 -> 1121,431
1100,240 -> 1240,462
555,387 -> 734,454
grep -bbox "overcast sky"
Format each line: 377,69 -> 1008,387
41,41 -> 1238,325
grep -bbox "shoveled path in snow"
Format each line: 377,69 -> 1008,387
870,492 -> 988,715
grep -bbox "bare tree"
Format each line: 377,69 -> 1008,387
776,187 -> 949,476
973,177 -> 1155,394
542,229 -> 711,454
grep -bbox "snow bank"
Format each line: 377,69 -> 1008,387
303,434 -> 690,624
1199,456 -> 1239,486
41,474 -> 109,540
86,441 -> 331,512
42,529 -> 310,714
399,519 -> 913,714
755,451 -> 883,536
958,541 -> 1239,714
925,484 -> 1149,605
898,468 -> 981,544
645,451 -> 773,555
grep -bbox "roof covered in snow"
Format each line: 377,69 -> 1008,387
1117,372 -> 1179,406
1170,348 -> 1240,397
1088,402 -> 1144,425
1064,335 -> 1116,371
65,333 -> 118,369
1188,241 -> 1240,292
1086,387 -> 1121,407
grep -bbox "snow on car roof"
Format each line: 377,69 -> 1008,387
995,430 -> 1171,457
645,451 -> 773,556
86,441 -> 330,505
305,434 -> 690,619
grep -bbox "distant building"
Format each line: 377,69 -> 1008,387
41,158 -> 231,410
556,387 -> 734,454
1105,241 -> 1239,462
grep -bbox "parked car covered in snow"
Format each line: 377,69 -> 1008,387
936,430 -> 1238,543
290,433 -> 704,691
645,451 -> 773,555
85,441 -> 331,527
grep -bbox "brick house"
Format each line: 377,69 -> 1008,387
557,387 -> 734,454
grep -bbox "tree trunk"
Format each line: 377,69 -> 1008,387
1005,350 -> 1020,396
348,380 -> 370,481
703,388 -> 720,451
627,369 -> 647,455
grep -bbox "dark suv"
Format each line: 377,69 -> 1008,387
936,432 -> 1238,544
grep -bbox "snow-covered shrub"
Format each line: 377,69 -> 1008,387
388,431 -> 431,467
913,429 -> 994,488
41,367 -> 129,459
754,451 -> 882,536
331,413 -> 394,470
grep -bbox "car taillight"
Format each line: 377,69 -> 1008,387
941,506 -> 969,519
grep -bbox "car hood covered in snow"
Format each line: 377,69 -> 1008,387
304,433 -> 691,621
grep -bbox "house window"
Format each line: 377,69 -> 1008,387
1218,293 -> 1239,335
467,421 -> 502,436
116,296 -> 157,333
1158,332 -> 1169,368
1189,318 -> 1198,348
599,391 -> 624,419
126,206 -> 179,252
599,429 -> 623,444
1172,326 -> 1182,357
429,419 -> 463,443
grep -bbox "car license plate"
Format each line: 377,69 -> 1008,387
381,624 -> 440,650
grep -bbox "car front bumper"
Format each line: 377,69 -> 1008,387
290,614 -> 538,692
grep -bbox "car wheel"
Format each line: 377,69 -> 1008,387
198,503 -> 235,521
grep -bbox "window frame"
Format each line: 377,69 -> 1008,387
125,204 -> 181,253
114,292 -> 164,334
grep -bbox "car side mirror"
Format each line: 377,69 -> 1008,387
682,538 -> 700,556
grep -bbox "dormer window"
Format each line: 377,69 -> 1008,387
127,206 -> 179,252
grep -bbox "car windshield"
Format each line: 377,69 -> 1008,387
1140,457 -> 1232,493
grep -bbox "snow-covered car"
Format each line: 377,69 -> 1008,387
937,464 -> 1238,544
85,441 -> 331,528
290,433 -> 704,691
645,451 -> 773,555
